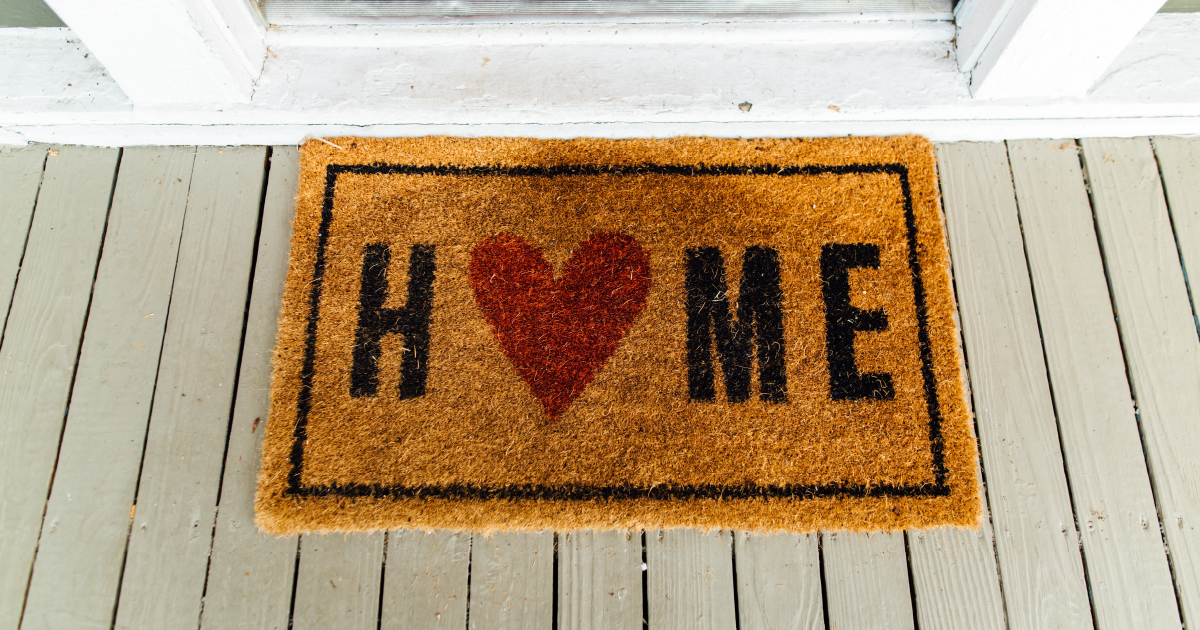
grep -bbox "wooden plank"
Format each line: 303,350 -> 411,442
380,530 -> 471,630
1081,136 -> 1200,627
1153,136 -> 1200,316
822,532 -> 913,630
468,532 -> 555,630
1008,138 -> 1180,629
908,527 -> 1006,630
0,144 -> 46,330
292,533 -> 385,630
200,146 -> 299,630
934,141 -> 1092,630
646,529 -> 736,630
733,532 -> 822,630
113,146 -> 267,630
21,147 -> 195,630
0,146 -> 118,630
558,530 -> 642,630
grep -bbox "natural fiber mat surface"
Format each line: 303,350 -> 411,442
256,136 -> 981,534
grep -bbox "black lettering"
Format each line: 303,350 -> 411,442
685,246 -> 787,403
351,243 -> 436,398
821,243 -> 894,400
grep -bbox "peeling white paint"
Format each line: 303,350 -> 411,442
0,14 -> 1198,144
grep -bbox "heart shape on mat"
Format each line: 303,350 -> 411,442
469,232 -> 651,421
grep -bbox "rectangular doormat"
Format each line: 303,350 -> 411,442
256,135 -> 982,534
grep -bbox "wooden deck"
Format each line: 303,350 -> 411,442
1,138 -> 1199,630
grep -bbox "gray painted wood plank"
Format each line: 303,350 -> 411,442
908,151 -> 1007,629
733,532 -> 822,630
1081,136 -> 1200,627
1153,136 -> 1200,322
113,146 -> 267,630
21,147 -> 195,630
200,146 -> 300,630
0,146 -> 118,630
292,533 -> 386,630
646,529 -> 736,630
380,530 -> 471,630
0,144 -> 46,331
558,530 -> 642,630
1009,138 -> 1180,630
822,532 -> 914,630
908,527 -> 1006,630
935,141 -> 1092,630
468,532 -> 554,630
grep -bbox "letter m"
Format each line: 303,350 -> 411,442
685,246 -> 787,403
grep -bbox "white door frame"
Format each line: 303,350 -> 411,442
42,0 -> 1172,109
42,0 -> 265,108
955,0 -> 1166,98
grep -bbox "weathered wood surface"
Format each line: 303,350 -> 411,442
646,529 -> 736,630
8,139 -> 1200,630
201,147 -> 300,630
0,145 -> 46,329
733,532 -> 822,630
292,533 -> 386,630
558,530 -> 642,630
1155,137 -> 1200,302
0,146 -> 118,630
468,532 -> 555,630
22,147 -> 195,630
1008,138 -> 1179,630
908,527 -> 1006,630
380,530 -> 471,630
822,532 -> 913,630
935,141 -> 1092,630
1081,136 -> 1200,627
114,146 -> 267,630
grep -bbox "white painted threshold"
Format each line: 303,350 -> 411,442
1,12 -> 1198,145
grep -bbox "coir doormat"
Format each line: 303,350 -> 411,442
256,136 -> 981,534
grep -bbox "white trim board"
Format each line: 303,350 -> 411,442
259,0 -> 953,23
41,0 -> 264,107
1,13 -> 1199,144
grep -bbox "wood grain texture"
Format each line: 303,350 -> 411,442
0,144 -> 46,330
468,532 -> 554,630
200,146 -> 300,630
1154,137 -> 1200,317
908,527 -> 1005,630
558,530 -> 642,630
646,529 -> 736,630
0,146 -> 118,630
21,147 -> 195,630
1081,136 -> 1200,627
292,533 -> 385,630
381,530 -> 471,630
934,141 -> 1092,630
822,532 -> 914,630
733,532 -> 822,630
1009,138 -> 1180,630
113,146 -> 267,630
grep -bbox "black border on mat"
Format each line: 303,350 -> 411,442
284,162 -> 950,500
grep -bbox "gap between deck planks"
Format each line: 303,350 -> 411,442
113,146 -> 268,630
0,146 -> 119,630
23,147 -> 196,630
5,139 -> 1200,630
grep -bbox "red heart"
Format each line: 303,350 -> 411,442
469,232 -> 651,421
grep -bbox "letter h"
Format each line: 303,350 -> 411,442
350,243 -> 436,399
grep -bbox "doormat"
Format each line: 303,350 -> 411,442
256,136 -> 981,534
